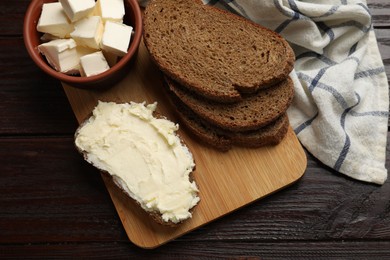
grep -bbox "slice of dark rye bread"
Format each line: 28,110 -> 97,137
165,92 -> 289,151
165,76 -> 294,132
143,0 -> 295,103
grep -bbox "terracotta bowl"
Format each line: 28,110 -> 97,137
23,0 -> 143,89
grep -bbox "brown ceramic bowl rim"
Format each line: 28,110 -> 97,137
23,0 -> 142,85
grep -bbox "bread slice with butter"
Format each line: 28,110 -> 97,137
74,101 -> 200,226
143,0 -> 295,103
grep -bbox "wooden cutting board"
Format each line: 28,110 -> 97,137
62,39 -> 307,249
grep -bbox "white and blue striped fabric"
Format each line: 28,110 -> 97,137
139,0 -> 389,185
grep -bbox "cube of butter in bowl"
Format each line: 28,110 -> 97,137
23,0 -> 142,89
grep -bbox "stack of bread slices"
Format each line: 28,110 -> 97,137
143,0 -> 295,151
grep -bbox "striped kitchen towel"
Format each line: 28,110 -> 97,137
139,0 -> 389,185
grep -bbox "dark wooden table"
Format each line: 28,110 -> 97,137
1,0 -> 389,258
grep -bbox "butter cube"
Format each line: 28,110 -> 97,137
70,16 -> 104,50
77,45 -> 96,57
38,39 -> 80,74
40,33 -> 60,43
37,2 -> 73,38
57,46 -> 97,75
80,51 -> 110,77
95,0 -> 125,23
59,0 -> 95,22
62,46 -> 96,74
101,21 -> 132,57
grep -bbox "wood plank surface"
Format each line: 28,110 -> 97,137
0,38 -> 77,135
369,0 -> 390,27
0,0 -> 389,258
62,38 -> 307,248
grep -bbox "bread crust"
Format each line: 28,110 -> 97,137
143,0 -> 295,103
163,81 -> 290,151
165,76 -> 294,132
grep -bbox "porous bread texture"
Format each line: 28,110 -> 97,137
165,91 -> 290,151
165,76 -> 294,132
183,110 -> 289,152
143,0 -> 295,103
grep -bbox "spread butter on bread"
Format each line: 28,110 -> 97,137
74,101 -> 200,225
143,0 -> 295,103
